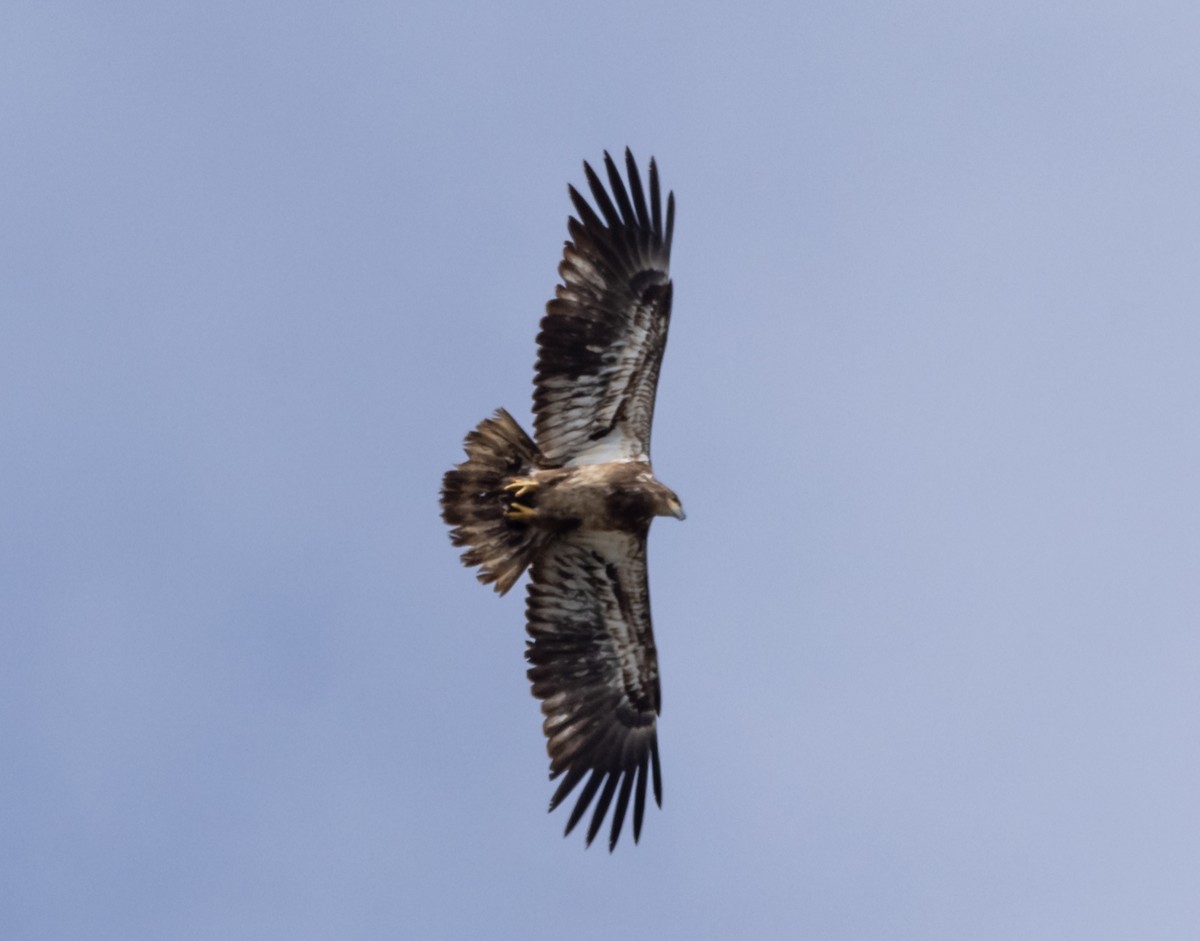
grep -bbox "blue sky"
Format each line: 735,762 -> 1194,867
4,2 -> 1199,938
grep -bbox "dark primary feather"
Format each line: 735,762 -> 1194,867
533,149 -> 675,466
525,530 -> 662,850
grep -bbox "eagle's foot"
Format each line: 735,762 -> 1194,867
504,501 -> 538,523
503,477 -> 540,499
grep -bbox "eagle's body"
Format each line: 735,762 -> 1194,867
440,150 -> 681,851
518,461 -> 680,532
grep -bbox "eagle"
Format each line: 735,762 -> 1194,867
440,150 -> 683,850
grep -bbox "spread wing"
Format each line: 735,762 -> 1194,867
533,149 -> 675,467
525,529 -> 663,850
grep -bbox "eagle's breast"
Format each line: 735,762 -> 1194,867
536,462 -> 659,532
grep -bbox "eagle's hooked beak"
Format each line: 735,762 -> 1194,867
666,497 -> 686,521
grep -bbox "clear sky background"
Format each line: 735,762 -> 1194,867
4,2 -> 1199,939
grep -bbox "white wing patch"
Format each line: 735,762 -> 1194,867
564,433 -> 641,466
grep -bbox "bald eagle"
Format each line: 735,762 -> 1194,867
440,150 -> 682,851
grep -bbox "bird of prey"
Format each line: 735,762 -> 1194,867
440,149 -> 682,850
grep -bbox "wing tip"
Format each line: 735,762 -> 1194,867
545,738 -> 661,851
568,148 -> 671,260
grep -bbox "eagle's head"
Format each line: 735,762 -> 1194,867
657,487 -> 686,521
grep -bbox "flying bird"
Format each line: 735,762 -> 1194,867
440,149 -> 683,850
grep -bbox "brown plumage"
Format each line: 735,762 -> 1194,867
440,149 -> 682,850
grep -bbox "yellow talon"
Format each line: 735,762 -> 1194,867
503,477 -> 539,499
504,502 -> 538,522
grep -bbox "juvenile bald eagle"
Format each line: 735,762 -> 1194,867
440,150 -> 682,850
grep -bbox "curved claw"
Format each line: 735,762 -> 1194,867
504,501 -> 538,522
503,477 -> 540,499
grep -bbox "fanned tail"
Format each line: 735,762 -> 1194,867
440,409 -> 544,594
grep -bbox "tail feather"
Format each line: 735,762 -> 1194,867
441,408 -> 544,594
